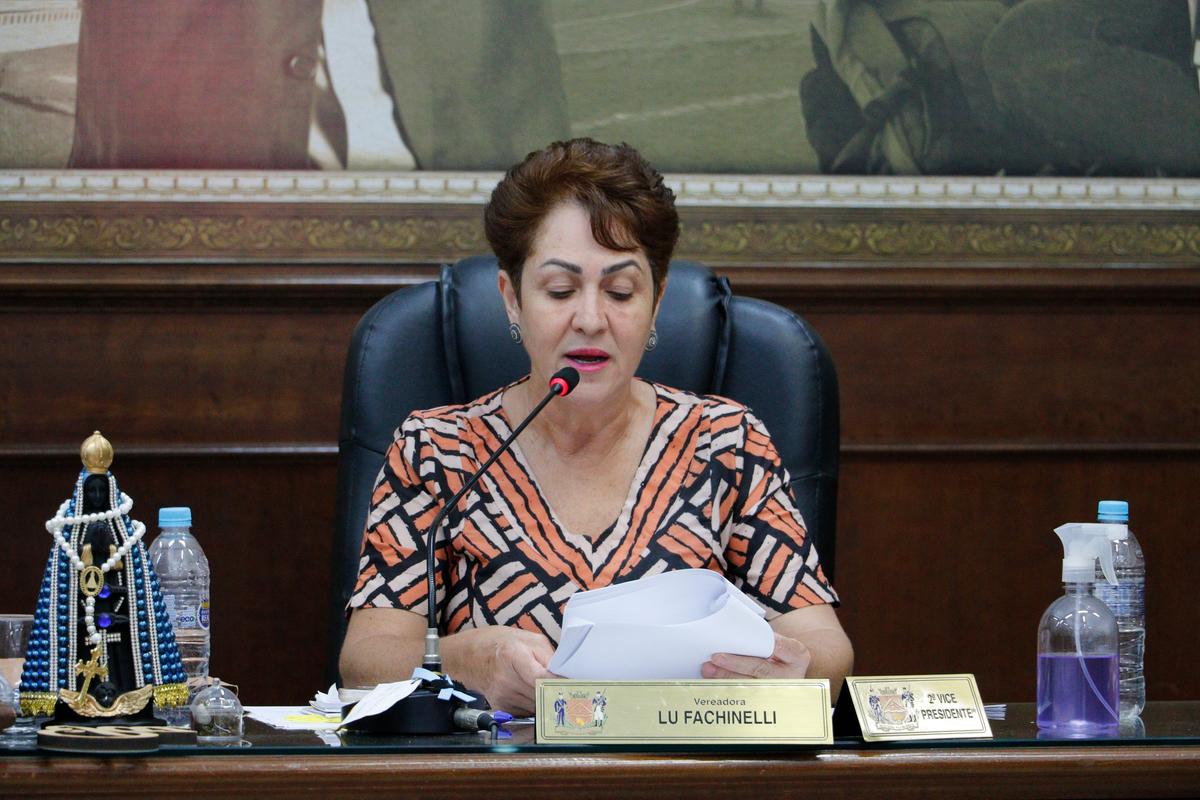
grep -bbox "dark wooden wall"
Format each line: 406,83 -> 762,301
3,200 -> 1198,707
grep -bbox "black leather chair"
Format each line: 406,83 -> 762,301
326,256 -> 839,680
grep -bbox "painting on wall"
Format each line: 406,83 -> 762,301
2,0 -> 1196,176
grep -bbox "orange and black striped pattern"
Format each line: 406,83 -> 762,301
350,380 -> 838,644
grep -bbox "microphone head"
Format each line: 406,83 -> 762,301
548,367 -> 580,397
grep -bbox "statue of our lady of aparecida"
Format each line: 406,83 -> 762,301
20,432 -> 188,722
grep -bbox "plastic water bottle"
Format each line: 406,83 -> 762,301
147,507 -> 210,697
0,674 -> 15,717
1091,500 -> 1145,719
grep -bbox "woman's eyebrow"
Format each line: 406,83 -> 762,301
538,258 -> 640,275
538,258 -> 581,273
601,260 -> 639,276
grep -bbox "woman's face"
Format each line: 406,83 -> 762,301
499,201 -> 659,406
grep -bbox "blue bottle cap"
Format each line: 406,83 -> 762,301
1097,500 -> 1128,522
158,507 -> 192,528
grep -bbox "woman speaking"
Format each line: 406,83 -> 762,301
339,139 -> 852,714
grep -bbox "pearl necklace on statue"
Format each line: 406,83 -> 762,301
44,493 -> 145,646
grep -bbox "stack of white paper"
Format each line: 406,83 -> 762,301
548,569 -> 774,679
310,683 -> 347,716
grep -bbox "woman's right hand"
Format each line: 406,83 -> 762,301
339,608 -> 556,716
459,626 -> 556,715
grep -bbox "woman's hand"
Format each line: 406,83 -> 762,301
465,626 -> 556,715
700,605 -> 852,695
700,633 -> 812,680
339,608 -> 557,715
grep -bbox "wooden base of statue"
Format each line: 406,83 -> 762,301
36,722 -> 196,753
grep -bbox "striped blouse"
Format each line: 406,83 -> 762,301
350,380 -> 838,644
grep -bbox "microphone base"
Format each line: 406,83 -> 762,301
343,676 -> 486,736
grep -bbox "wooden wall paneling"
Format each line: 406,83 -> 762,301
0,308 -> 354,445
5,447 -> 1198,706
804,306 -> 1200,447
835,454 -> 1200,703
797,292 -> 1200,704
2,195 -> 1198,709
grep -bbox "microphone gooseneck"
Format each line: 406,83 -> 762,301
421,367 -> 579,671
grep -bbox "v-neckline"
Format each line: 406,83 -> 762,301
496,378 -> 662,560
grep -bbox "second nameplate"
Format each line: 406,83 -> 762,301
834,674 -> 992,742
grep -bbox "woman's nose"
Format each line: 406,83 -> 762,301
572,288 -> 606,334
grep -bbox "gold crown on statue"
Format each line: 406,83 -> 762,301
80,431 -> 114,474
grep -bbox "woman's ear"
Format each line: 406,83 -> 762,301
651,274 -> 668,322
497,268 -> 521,322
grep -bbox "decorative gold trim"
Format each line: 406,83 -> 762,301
679,219 -> 1200,260
153,682 -> 189,709
2,207 -> 1199,263
59,684 -> 154,718
17,682 -> 189,716
0,211 -> 489,260
20,691 -> 58,717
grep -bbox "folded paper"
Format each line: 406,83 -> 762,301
310,683 -> 346,715
338,679 -> 420,728
549,569 -> 774,679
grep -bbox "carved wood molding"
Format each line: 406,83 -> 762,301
681,215 -> 1200,263
0,206 -> 488,261
2,202 -> 1200,265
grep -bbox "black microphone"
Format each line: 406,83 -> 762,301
421,367 -> 580,671
453,707 -> 514,732
548,367 -> 579,397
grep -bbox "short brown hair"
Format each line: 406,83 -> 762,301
484,138 -> 679,300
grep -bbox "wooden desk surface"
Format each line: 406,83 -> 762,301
3,744 -> 1200,799
4,703 -> 1200,799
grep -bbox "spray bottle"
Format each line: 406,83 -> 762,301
1036,523 -> 1121,736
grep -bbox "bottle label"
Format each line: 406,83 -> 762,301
173,605 -> 198,629
162,597 -> 204,630
1094,582 -> 1144,618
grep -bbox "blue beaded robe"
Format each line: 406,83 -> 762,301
19,469 -> 188,716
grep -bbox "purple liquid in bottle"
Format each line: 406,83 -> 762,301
1037,652 -> 1119,735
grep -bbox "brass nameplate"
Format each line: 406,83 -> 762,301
535,678 -> 831,744
836,674 -> 992,741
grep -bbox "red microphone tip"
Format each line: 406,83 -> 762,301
548,367 -> 580,397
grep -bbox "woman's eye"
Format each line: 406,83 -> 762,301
547,289 -> 574,299
608,291 -> 633,301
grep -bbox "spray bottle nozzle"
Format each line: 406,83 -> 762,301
1053,523 -> 1124,585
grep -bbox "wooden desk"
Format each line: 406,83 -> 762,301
4,704 -> 1200,799
3,745 -> 1200,799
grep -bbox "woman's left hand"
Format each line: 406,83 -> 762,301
701,633 -> 812,679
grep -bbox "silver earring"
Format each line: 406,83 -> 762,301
645,328 -> 658,352
509,322 -> 523,344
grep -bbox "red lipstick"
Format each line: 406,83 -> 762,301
565,348 -> 610,373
